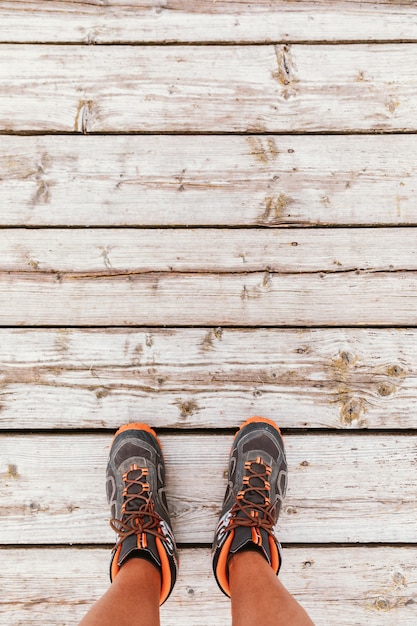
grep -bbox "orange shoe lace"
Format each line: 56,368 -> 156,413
227,457 -> 276,533
110,464 -> 165,548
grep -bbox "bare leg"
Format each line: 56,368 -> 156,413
229,551 -> 314,626
78,558 -> 160,626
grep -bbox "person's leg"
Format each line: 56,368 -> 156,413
229,550 -> 314,626
212,416 -> 314,625
78,558 -> 160,626
78,423 -> 178,626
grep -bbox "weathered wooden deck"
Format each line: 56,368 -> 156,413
1,2 -> 417,624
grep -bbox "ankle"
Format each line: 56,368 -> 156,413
229,547 -> 273,575
116,556 -> 161,590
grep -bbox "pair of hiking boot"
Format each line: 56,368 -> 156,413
106,417 -> 288,605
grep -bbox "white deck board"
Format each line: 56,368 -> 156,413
0,328 -> 414,430
1,547 -> 416,626
2,135 -> 417,226
0,270 -> 416,326
1,434 -> 416,544
2,1 -> 417,622
1,228 -> 417,272
1,1 -> 417,44
1,44 -> 417,132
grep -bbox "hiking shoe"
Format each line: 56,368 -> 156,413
106,423 -> 178,605
212,417 -> 288,597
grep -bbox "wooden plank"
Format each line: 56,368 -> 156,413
1,547 -> 416,625
1,44 -> 417,132
1,433 -> 415,544
0,270 -> 416,326
1,1 -> 417,44
1,228 -> 416,272
2,134 -> 417,226
0,328 -> 415,430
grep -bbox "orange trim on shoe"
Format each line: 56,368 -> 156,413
251,527 -> 263,545
237,416 -> 284,440
112,422 -> 162,447
136,532 -> 148,550
155,536 -> 172,605
268,535 -> 280,574
111,544 -> 122,581
215,530 -> 235,598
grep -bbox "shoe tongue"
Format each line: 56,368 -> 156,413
229,527 -> 272,565
125,468 -> 147,512
118,533 -> 162,569
239,461 -> 266,509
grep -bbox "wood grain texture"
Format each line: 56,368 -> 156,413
2,3 -> 417,624
1,433 -> 416,544
1,1 -> 417,44
0,328 -> 414,430
1,547 -> 416,625
1,134 -> 417,225
1,44 -> 417,132
0,270 -> 416,326
1,228 -> 416,273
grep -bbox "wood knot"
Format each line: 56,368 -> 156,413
7,464 -> 19,479
176,400 -> 199,419
201,327 -> 223,351
247,137 -> 279,164
260,194 -> 295,224
262,272 -> 272,289
286,506 -> 297,515
95,387 -> 109,399
377,383 -> 395,397
340,397 -> 366,425
33,176 -> 50,206
273,45 -> 297,86
332,350 -> 356,373
393,571 -> 407,588
340,351 -> 353,365
373,596 -> 390,612
386,364 -> 406,378
74,99 -> 95,134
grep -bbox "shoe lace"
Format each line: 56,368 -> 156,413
110,464 -> 165,547
227,457 -> 276,532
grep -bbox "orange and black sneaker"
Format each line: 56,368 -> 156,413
212,417 -> 288,597
106,423 -> 178,605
